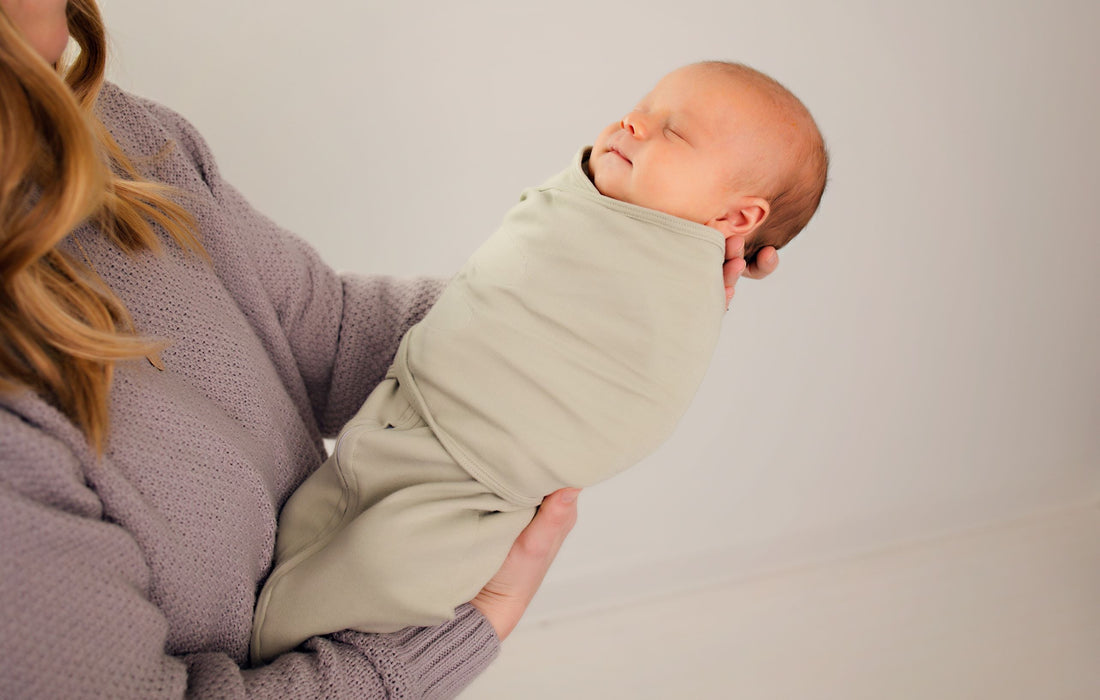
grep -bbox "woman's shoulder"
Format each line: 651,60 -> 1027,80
96,82 -> 220,187
98,82 -> 197,141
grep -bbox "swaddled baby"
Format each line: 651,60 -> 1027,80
251,61 -> 828,663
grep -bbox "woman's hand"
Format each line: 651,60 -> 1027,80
724,237 -> 780,307
470,488 -> 580,641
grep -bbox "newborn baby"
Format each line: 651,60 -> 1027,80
251,61 -> 828,663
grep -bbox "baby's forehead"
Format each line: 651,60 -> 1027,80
684,63 -> 805,117
716,72 -> 815,140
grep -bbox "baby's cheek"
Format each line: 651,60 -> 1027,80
591,160 -> 627,202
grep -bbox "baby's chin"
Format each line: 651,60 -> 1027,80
590,168 -> 622,202
587,149 -> 626,200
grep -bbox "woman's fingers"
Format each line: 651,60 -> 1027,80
744,246 -> 779,280
723,257 -> 747,307
519,488 -> 579,558
723,235 -> 780,306
470,488 -> 579,640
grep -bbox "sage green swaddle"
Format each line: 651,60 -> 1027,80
251,148 -> 726,663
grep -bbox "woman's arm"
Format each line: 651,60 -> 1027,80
0,404 -> 584,698
0,403 -> 501,699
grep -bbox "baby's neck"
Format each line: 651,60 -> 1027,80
581,150 -> 597,188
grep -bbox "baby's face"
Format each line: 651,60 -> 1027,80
589,65 -> 777,233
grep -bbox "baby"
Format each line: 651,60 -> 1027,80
250,61 -> 828,663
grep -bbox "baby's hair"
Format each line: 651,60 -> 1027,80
697,61 -> 829,263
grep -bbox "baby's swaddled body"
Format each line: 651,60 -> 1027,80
250,148 -> 726,663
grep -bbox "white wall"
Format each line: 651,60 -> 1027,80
100,0 -> 1100,617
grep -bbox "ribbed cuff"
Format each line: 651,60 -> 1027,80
336,604 -> 499,700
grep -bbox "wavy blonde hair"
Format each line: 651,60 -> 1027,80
0,0 -> 203,452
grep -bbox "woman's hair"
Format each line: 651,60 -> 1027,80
0,0 -> 203,452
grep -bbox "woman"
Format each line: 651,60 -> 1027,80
0,1 -> 779,697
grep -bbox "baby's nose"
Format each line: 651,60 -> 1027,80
621,111 -> 648,139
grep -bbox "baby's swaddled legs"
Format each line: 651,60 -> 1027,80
250,377 -> 535,664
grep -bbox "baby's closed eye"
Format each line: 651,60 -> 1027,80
664,126 -> 689,145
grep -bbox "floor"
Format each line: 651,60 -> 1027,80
463,503 -> 1100,699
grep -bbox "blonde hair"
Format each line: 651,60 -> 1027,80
0,0 -> 203,452
699,61 -> 829,263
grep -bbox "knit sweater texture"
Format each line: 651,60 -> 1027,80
0,83 -> 498,699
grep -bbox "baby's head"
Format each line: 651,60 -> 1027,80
589,61 -> 828,262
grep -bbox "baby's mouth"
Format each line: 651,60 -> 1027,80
608,144 -> 632,164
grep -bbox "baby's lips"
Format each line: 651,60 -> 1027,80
608,140 -> 633,164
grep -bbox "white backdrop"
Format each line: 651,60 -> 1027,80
100,0 -> 1100,618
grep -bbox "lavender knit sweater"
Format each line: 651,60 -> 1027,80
0,84 -> 498,698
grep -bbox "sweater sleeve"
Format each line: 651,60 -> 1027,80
137,94 -> 446,436
0,386 -> 498,700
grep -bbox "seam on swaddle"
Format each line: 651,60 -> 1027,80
251,416 -> 367,664
384,399 -> 420,431
390,335 -> 544,509
541,183 -> 726,250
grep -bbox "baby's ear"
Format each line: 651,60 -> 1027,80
709,196 -> 770,239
